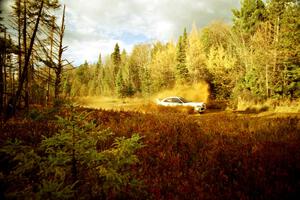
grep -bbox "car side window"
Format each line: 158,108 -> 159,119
172,98 -> 182,103
164,98 -> 173,102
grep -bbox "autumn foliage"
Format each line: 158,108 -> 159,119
0,106 -> 300,199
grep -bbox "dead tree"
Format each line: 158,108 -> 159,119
0,10 -> 4,115
39,5 -> 67,102
55,5 -> 66,100
0,30 -> 6,114
5,0 -> 44,120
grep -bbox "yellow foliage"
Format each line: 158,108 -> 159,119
237,98 -> 300,113
153,81 -> 210,103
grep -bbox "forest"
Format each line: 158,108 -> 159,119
0,0 -> 299,199
64,0 -> 299,103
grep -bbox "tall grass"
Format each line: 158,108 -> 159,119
237,98 -> 300,113
1,106 -> 299,199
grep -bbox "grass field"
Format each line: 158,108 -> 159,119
75,96 -> 150,111
75,96 -> 300,118
1,97 -> 299,199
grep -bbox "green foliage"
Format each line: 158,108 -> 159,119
140,66 -> 152,97
0,108 -> 143,199
176,35 -> 190,84
27,109 -> 45,120
25,107 -> 59,121
62,0 -> 299,102
97,53 -> 102,69
76,60 -> 89,83
116,69 -> 126,97
111,43 -> 121,67
232,0 -> 266,37
276,1 -> 300,98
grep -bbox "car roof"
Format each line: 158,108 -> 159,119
163,96 -> 182,99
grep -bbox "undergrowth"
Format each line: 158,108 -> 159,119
236,98 -> 300,113
0,107 -> 143,199
0,105 -> 299,199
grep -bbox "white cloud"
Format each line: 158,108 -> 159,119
1,0 -> 240,65
64,38 -> 132,65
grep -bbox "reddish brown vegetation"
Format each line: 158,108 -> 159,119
1,107 -> 300,199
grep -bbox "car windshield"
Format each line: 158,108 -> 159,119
179,97 -> 189,103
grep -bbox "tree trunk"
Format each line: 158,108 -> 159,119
5,0 -> 44,120
3,34 -> 7,107
0,30 -> 5,114
54,69 -> 61,99
271,16 -> 280,97
47,16 -> 55,105
17,0 -> 22,81
265,64 -> 269,97
0,62 -> 3,114
23,0 -> 29,110
54,5 -> 65,100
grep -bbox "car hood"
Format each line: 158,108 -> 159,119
184,102 -> 205,107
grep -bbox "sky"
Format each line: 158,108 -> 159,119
1,0 -> 240,66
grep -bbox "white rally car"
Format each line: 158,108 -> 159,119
156,96 -> 206,113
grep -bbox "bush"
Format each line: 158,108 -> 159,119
0,109 -> 143,199
1,107 -> 299,199
236,98 -> 300,113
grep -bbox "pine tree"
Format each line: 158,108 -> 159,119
182,28 -> 188,49
96,53 -> 102,73
176,36 -> 189,84
232,0 -> 266,37
110,43 -> 122,89
116,69 -> 125,97
0,110 -> 143,199
92,53 -> 103,95
121,49 -> 127,66
267,0 -> 300,97
76,60 -> 89,83
112,43 -> 121,66
141,66 -> 152,97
